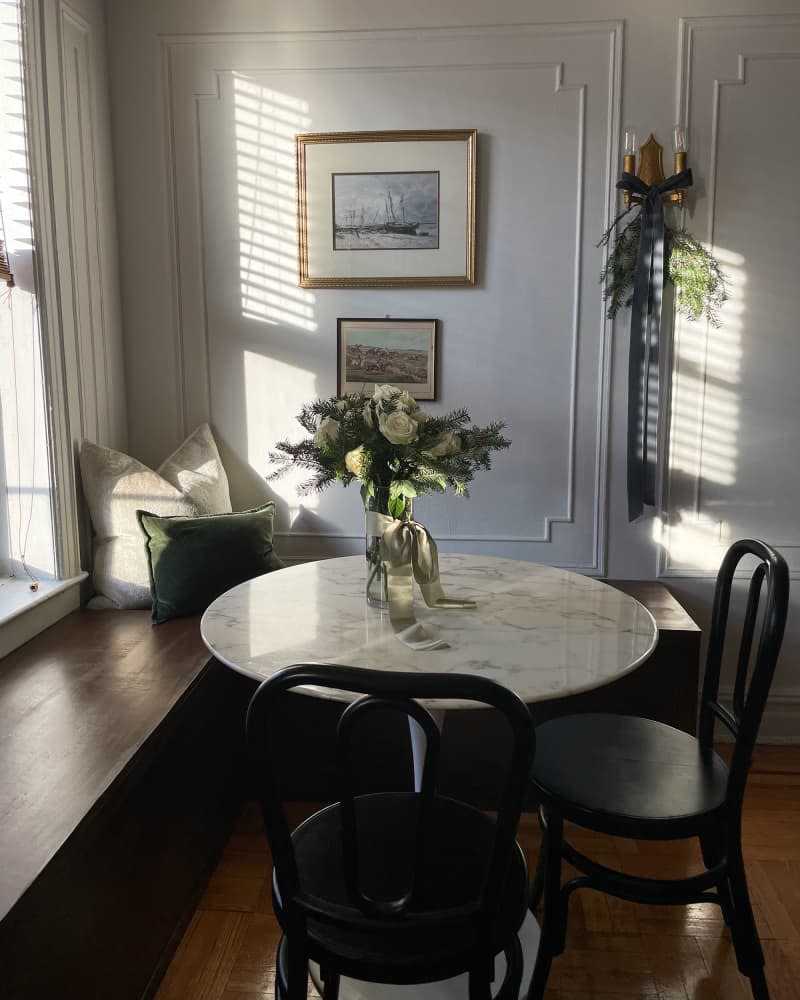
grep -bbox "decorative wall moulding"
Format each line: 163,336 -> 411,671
296,129 -> 476,287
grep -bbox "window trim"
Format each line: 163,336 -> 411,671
19,0 -> 83,582
0,572 -> 86,658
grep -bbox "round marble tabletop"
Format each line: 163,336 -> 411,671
201,554 -> 658,709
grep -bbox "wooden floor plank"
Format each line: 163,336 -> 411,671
222,913 -> 282,995
156,910 -> 248,1000
696,936 -> 753,1000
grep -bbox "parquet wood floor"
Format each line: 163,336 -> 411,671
156,746 -> 800,999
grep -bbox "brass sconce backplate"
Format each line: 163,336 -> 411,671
624,133 -> 684,206
638,134 -> 665,187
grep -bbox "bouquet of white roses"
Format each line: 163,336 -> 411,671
268,384 -> 510,518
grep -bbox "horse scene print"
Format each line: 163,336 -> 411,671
332,172 -> 439,250
338,319 -> 437,399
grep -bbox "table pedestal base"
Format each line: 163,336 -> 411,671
308,910 -> 540,999
408,709 -> 445,790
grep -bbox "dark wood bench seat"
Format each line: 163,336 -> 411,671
0,610 -> 256,1000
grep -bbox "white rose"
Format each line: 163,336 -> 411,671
423,430 -> 461,457
378,408 -> 419,445
372,384 -> 397,403
313,415 -> 340,448
344,445 -> 366,477
396,390 -> 419,412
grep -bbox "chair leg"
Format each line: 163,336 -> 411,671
320,968 -> 340,999
726,847 -> 767,996
496,936 -> 523,999
528,810 -> 547,912
700,828 -> 734,925
285,932 -> 309,999
525,807 -> 566,1000
468,965 -> 492,999
747,965 -> 770,1000
275,935 -> 288,1000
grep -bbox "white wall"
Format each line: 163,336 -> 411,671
105,0 -> 800,740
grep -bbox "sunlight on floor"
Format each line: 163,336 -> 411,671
233,74 -> 317,331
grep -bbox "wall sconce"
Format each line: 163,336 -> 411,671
615,125 -> 692,522
621,126 -> 690,207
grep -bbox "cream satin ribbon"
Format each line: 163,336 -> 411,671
366,511 -> 476,650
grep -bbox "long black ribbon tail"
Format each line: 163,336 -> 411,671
615,169 -> 693,521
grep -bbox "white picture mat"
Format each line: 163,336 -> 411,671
304,139 -> 470,280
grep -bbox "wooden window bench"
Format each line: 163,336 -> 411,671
0,610 -> 256,1000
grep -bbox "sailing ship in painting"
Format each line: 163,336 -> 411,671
332,171 -> 439,250
337,191 -> 417,236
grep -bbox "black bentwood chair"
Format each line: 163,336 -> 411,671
526,539 -> 789,1000
246,664 -> 535,999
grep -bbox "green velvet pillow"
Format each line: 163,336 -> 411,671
136,502 -> 284,624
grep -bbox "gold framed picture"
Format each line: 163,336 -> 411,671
337,318 -> 438,400
297,130 -> 476,288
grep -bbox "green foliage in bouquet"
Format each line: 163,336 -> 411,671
599,211 -> 727,327
268,384 -> 510,519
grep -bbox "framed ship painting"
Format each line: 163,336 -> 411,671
337,318 -> 438,399
297,130 -> 476,287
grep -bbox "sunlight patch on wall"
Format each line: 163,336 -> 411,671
233,74 -> 317,331
243,349 -> 319,516
652,516 -> 724,572
668,246 -> 745,489
658,246 -> 746,569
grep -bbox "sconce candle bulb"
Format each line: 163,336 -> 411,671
672,124 -> 688,174
622,128 -> 638,197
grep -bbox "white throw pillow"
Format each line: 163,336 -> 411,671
80,424 -> 232,609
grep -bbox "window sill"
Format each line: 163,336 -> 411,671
0,574 -> 87,659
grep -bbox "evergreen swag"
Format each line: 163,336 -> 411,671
599,208 -> 727,326
268,384 -> 510,519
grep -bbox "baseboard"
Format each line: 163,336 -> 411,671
757,694 -> 800,744
713,690 -> 800,744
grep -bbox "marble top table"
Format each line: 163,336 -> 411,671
201,554 -> 658,710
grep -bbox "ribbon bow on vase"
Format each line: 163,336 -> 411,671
366,510 -> 476,651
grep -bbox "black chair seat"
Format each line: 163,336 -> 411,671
532,714 -> 729,838
276,792 -> 528,983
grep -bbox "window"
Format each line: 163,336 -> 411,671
0,0 -> 79,652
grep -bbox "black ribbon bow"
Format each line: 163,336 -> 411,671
615,169 -> 693,521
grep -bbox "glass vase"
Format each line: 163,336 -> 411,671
365,489 -> 412,610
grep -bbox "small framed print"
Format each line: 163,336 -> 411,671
297,130 -> 476,287
337,318 -> 438,400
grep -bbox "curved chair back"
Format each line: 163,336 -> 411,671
246,664 -> 534,946
698,539 -> 790,812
